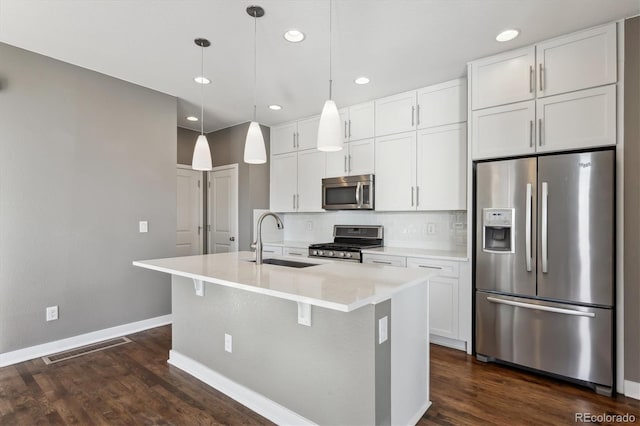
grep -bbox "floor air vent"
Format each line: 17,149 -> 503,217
42,336 -> 132,365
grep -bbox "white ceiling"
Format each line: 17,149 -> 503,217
1,0 -> 638,133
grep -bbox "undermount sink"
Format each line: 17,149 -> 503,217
250,258 -> 318,268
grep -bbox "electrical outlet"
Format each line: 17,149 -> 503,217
224,333 -> 232,353
46,306 -> 58,322
139,221 -> 148,233
378,316 -> 388,344
427,223 -> 437,234
306,221 -> 313,231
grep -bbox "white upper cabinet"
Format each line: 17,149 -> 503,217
375,132 -> 417,211
418,78 -> 467,129
536,85 -> 616,153
270,152 -> 297,212
471,101 -> 536,160
296,116 -> 320,151
536,23 -> 617,98
375,91 -> 417,137
347,101 -> 375,141
325,138 -> 375,178
270,122 -> 298,155
416,124 -> 467,210
471,46 -> 536,110
297,149 -> 325,212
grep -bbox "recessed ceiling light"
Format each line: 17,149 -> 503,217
194,76 -> 211,84
284,30 -> 305,43
354,76 -> 370,85
269,104 -> 282,111
186,116 -> 199,122
496,29 -> 520,42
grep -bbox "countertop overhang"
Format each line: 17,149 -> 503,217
133,251 -> 437,312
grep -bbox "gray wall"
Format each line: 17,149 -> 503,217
624,15 -> 640,384
177,123 -> 270,250
0,42 -> 176,353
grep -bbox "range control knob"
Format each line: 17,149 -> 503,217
339,252 -> 345,257
328,251 -> 334,257
318,250 -> 324,256
346,253 -> 352,258
311,250 -> 317,255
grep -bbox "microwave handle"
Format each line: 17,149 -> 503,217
355,182 -> 361,207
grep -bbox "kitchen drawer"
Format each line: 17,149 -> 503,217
406,257 -> 459,278
283,247 -> 308,258
362,253 -> 407,267
261,245 -> 283,256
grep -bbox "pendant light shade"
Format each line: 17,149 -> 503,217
317,0 -> 343,152
244,121 -> 267,163
192,134 -> 213,170
244,5 -> 267,164
317,100 -> 343,152
192,38 -> 213,171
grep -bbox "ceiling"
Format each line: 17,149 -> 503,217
1,0 -> 638,133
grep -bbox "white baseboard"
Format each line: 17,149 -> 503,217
0,314 -> 172,367
404,400 -> 432,425
624,380 -> 640,400
430,334 -> 467,352
168,350 -> 316,426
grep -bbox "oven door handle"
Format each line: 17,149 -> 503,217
355,182 -> 361,207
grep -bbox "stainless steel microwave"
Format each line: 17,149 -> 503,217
322,174 -> 374,210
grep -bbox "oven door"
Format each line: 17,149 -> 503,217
322,175 -> 374,210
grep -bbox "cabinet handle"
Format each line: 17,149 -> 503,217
372,260 -> 392,265
411,186 -> 415,207
416,104 -> 420,126
539,64 -> 544,91
416,186 -> 420,207
288,252 -> 303,256
297,132 -> 300,148
529,66 -> 533,93
293,132 -> 296,149
344,155 -> 347,173
348,120 -> 352,138
538,118 -> 543,146
293,194 -> 296,209
197,225 -> 202,235
344,121 -> 348,139
529,120 -> 534,147
348,155 -> 352,172
411,106 -> 415,127
418,265 -> 442,270
296,194 -> 299,209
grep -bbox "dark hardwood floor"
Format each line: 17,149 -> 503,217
0,325 -> 637,425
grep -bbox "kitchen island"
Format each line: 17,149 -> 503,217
133,252 -> 436,425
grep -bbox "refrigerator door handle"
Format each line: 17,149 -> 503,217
487,296 -> 595,318
541,181 -> 549,273
525,183 -> 533,272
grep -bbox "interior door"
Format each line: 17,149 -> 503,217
536,150 -> 614,306
475,157 -> 537,296
176,166 -> 203,256
208,164 -> 238,253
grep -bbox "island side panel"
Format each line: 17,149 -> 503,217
375,301 -> 392,425
170,275 -> 379,426
390,281 -> 431,424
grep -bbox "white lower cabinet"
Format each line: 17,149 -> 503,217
261,245 -> 283,257
362,253 -> 407,267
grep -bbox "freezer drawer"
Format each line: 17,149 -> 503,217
475,291 -> 612,387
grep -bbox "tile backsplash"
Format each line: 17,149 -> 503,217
263,210 -> 467,250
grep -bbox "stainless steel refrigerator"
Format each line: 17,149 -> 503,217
474,149 -> 614,395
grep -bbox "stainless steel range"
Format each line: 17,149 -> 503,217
308,225 -> 383,262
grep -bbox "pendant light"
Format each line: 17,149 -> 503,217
192,38 -> 213,171
244,5 -> 267,164
317,0 -> 343,152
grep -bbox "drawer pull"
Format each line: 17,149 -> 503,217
288,252 -> 302,256
372,260 -> 392,265
418,265 -> 442,270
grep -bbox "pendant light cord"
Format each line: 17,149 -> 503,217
200,43 -> 204,135
328,0 -> 332,100
253,10 -> 257,122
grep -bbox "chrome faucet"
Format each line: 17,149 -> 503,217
252,211 -> 284,264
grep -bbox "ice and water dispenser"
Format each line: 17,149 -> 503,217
482,208 -> 515,253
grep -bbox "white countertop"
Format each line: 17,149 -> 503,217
361,246 -> 468,262
133,251 -> 437,312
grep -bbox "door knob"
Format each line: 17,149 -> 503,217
229,236 -> 235,241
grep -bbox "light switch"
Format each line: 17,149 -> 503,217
378,316 -> 388,344
139,221 -> 148,233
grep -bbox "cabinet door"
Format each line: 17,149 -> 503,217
536,84 -> 616,153
418,78 -> 467,129
471,100 -> 536,160
262,245 -> 283,257
428,277 -> 459,339
348,138 -> 375,176
296,116 -> 320,151
536,23 -> 616,98
471,46 -> 535,110
325,150 -> 348,178
348,101 -> 375,141
270,122 -> 297,155
269,152 -> 297,212
375,132 -> 416,211
375,90 -> 417,137
297,149 -> 326,212
416,124 -> 466,210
